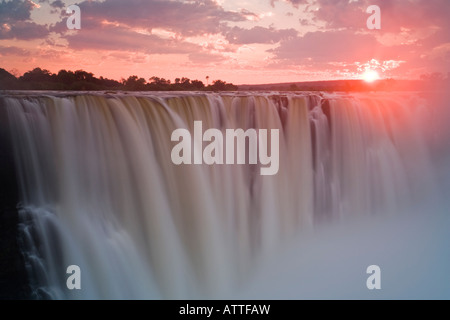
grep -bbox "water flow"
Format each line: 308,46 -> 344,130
4,91 -> 446,299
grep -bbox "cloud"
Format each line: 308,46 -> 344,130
285,0 -> 308,8
271,30 -> 380,64
2,0 -> 450,81
271,0 -> 308,8
50,0 -> 64,9
0,45 -> 31,56
63,24 -> 202,54
49,0 -> 257,57
37,48 -> 64,59
188,51 -> 225,64
0,0 -> 49,40
0,0 -> 36,22
281,0 -> 450,33
68,0 -> 249,37
267,0 -> 450,75
225,26 -> 297,44
0,20 -> 49,40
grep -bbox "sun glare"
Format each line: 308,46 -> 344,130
362,70 -> 380,83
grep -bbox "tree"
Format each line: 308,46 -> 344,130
20,68 -> 54,83
4,66 -> 237,91
190,80 -> 205,90
74,70 -> 95,82
208,79 -> 238,91
57,70 -> 76,86
149,76 -> 171,85
0,68 -> 18,89
124,75 -> 147,91
148,76 -> 171,90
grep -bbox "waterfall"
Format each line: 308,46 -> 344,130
2,91 -> 449,299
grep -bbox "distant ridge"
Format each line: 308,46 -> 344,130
238,79 -> 449,91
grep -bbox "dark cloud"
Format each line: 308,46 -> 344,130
64,25 -> 202,54
0,0 -> 35,22
0,20 -> 49,40
271,0 -> 308,8
50,0 -> 64,9
307,0 -> 368,30
225,26 -> 297,44
240,8 -> 259,20
70,0 -> 249,36
299,19 -> 310,26
285,0 -> 308,8
37,0 -> 64,10
0,0 -> 49,40
50,0 -> 263,55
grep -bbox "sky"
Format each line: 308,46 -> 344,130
0,0 -> 449,85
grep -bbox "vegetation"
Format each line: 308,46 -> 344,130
0,68 -> 238,91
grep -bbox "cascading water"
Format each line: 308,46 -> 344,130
2,91 -> 449,299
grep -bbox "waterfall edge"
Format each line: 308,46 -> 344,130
0,99 -> 30,299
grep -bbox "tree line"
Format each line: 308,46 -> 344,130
0,68 -> 238,91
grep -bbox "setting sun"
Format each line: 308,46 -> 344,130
363,70 -> 380,83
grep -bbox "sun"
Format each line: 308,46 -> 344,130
362,70 -> 380,83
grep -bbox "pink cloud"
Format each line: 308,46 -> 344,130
225,26 -> 297,44
0,45 -> 31,56
271,30 -> 379,63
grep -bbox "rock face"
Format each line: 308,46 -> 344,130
0,100 -> 30,299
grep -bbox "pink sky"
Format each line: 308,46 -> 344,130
1,0 -> 449,85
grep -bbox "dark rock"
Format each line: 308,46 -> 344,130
0,98 -> 31,299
